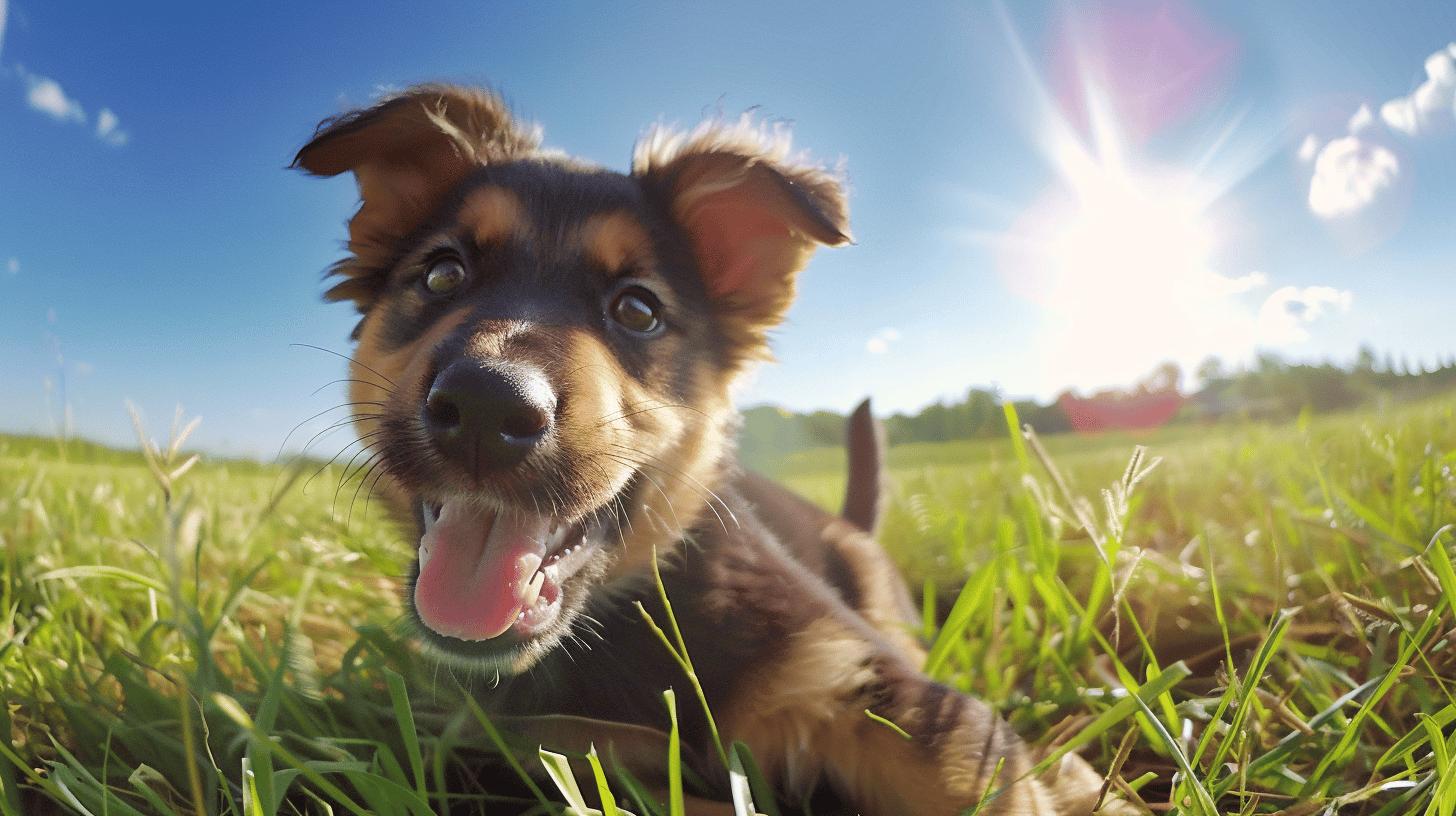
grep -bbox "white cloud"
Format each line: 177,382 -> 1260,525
865,327 -> 901,355
96,108 -> 129,146
1257,286 -> 1353,345
1297,134 -> 1320,163
1379,43 -> 1456,136
1301,43 -> 1456,219
5,257 -> 17,275
24,71 -> 86,124
0,0 -> 9,62
1347,103 -> 1375,135
13,66 -> 129,145
1211,271 -> 1268,295
1307,136 -> 1399,219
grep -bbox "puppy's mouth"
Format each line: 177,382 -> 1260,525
415,498 -> 602,644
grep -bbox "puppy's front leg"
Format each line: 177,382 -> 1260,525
683,502 -> 1116,814
722,611 -> 1080,815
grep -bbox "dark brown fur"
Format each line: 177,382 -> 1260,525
294,84 -> 1125,814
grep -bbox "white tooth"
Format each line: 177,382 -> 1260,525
520,571 -> 545,608
517,554 -> 543,589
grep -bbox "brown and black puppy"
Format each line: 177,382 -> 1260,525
293,84 -> 1121,815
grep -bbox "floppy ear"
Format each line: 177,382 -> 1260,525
293,84 -> 537,309
633,124 -> 850,363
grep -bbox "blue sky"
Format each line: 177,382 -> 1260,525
1,1 -> 1454,456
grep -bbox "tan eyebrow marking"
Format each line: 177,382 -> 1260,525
580,211 -> 656,275
458,186 -> 525,245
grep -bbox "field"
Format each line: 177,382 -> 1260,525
3,395 -> 1455,815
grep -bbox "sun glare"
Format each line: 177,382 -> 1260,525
1044,169 -> 1216,315
1001,155 -> 1254,395
986,2 -> 1273,397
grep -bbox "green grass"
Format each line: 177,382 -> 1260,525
3,394 -> 1456,814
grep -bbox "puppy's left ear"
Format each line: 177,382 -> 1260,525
293,85 -> 537,309
634,126 -> 850,362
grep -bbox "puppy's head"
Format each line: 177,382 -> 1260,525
295,85 -> 848,673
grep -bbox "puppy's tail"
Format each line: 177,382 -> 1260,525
841,398 -> 885,533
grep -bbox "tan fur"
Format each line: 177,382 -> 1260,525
720,617 -> 877,796
458,186 -> 526,246
565,328 -> 736,582
821,519 -> 926,663
463,320 -> 532,361
580,211 -> 656,274
349,307 -> 475,512
720,615 -> 1127,815
718,616 -> 1032,815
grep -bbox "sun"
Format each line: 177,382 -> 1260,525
1043,164 -> 1216,314
999,157 -> 1256,394
974,2 -> 1285,397
986,71 -> 1267,396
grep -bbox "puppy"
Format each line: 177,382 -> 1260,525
294,84 -> 1122,815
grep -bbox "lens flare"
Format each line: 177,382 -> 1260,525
984,0 -> 1276,398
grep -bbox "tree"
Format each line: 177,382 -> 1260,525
1196,356 -> 1226,385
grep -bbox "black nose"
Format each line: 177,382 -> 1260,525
424,361 -> 555,471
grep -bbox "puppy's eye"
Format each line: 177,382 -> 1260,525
609,286 -> 662,334
423,256 -> 468,295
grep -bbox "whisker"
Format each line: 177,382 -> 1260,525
609,443 -> 739,532
604,454 -> 684,534
591,397 -> 659,426
332,440 -> 384,515
345,453 -> 383,528
593,400 -> 707,429
291,342 -> 399,387
600,449 -> 734,538
310,377 -> 398,398
558,361 -> 614,381
274,401 -> 387,464
304,429 -> 387,495
295,413 -> 386,462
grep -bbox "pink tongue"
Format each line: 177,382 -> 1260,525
414,502 -> 547,641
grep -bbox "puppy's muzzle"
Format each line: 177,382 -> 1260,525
424,360 -> 555,472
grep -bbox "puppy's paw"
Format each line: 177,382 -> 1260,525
1038,751 -> 1141,815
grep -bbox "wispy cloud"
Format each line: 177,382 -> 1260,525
0,0 -> 9,62
865,327 -> 901,355
1347,103 -> 1375,135
96,108 -> 129,146
13,65 -> 130,146
6,257 -> 18,276
1211,271 -> 1268,295
1296,134 -> 1320,163
1257,286 -> 1353,345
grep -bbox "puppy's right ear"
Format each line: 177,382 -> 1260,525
293,85 -> 537,306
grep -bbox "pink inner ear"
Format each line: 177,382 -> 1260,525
692,196 -> 794,298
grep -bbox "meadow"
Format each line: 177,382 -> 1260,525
2,394 -> 1455,815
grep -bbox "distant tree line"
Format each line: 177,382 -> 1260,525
738,347 -> 1456,458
